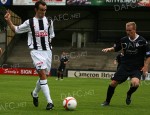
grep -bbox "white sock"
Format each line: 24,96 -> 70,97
40,79 -> 53,104
33,79 -> 41,97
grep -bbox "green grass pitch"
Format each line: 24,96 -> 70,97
0,75 -> 150,115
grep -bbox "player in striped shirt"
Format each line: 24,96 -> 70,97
4,1 -> 54,110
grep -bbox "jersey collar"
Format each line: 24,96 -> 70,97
128,34 -> 139,42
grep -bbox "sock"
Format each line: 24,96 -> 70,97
33,79 -> 41,97
106,85 -> 116,103
127,85 -> 139,97
40,79 -> 53,104
61,74 -> 63,79
57,73 -> 60,79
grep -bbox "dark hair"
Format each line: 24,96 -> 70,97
35,0 -> 47,10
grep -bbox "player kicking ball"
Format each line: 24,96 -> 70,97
101,22 -> 150,106
4,1 -> 55,110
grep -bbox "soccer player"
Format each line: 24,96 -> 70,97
56,51 -> 69,80
4,1 -> 55,110
101,22 -> 150,106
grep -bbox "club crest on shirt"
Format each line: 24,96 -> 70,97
136,43 -> 139,47
1,0 -> 7,4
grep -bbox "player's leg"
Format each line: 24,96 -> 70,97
38,69 -> 54,110
101,80 -> 118,106
101,65 -> 128,106
56,67 -> 61,80
60,67 -> 65,80
30,50 -> 54,110
126,69 -> 141,105
31,78 -> 41,107
126,77 -> 140,105
42,50 -> 54,110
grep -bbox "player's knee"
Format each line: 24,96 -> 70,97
38,69 -> 47,80
110,80 -> 118,87
131,82 -> 140,87
131,78 -> 140,87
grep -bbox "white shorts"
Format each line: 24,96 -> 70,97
30,50 -> 52,75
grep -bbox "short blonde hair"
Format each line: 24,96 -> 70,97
126,22 -> 136,30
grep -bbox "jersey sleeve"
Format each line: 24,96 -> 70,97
145,43 -> 150,58
15,20 -> 30,33
49,20 -> 55,39
113,39 -> 122,52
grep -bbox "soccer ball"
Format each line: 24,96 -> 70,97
63,97 -> 77,110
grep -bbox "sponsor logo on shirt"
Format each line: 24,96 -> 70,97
35,30 -> 48,37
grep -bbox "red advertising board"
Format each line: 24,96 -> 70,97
0,68 -> 51,76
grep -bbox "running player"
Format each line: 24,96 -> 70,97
101,22 -> 150,106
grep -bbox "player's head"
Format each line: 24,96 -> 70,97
126,22 -> 137,39
62,51 -> 66,56
34,0 -> 47,18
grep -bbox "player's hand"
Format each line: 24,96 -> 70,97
141,66 -> 148,77
102,48 -> 113,53
4,10 -> 11,21
64,62 -> 67,64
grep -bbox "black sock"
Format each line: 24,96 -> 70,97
127,86 -> 138,97
106,85 -> 116,103
61,74 -> 63,79
57,73 -> 60,78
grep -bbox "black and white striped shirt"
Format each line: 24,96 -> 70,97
15,16 -> 55,50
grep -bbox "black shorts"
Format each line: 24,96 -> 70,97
58,66 -> 65,72
111,65 -> 142,84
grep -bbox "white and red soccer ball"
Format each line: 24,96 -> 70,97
63,97 -> 77,110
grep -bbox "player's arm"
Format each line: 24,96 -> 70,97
4,10 -> 15,32
102,47 -> 115,53
141,43 -> 150,76
102,39 -> 122,53
4,10 -> 30,34
113,59 -> 117,65
49,20 -> 55,39
141,57 -> 150,76
0,48 -> 2,56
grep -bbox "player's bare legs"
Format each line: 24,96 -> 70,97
126,77 -> 140,105
101,80 -> 118,106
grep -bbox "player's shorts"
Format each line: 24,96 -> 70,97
58,66 -> 65,72
30,50 -> 52,75
111,64 -> 142,84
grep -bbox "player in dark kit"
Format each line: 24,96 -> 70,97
101,22 -> 150,106
56,52 -> 69,80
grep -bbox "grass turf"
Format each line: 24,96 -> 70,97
0,75 -> 150,115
